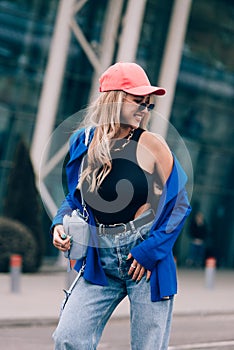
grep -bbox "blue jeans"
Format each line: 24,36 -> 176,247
53,210 -> 174,349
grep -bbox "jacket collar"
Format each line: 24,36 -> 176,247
68,127 -> 95,163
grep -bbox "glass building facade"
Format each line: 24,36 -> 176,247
0,0 -> 57,203
0,0 -> 233,266
170,0 -> 234,267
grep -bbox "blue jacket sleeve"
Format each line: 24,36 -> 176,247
51,193 -> 76,229
130,187 -> 191,271
130,155 -> 191,271
50,129 -> 85,233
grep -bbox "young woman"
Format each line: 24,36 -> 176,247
51,62 -> 191,349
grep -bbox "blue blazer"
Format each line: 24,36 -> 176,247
51,128 -> 191,301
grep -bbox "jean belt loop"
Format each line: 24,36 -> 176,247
99,223 -> 105,235
129,220 -> 137,234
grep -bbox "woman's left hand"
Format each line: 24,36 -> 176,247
127,253 -> 151,282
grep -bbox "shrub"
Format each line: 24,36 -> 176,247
3,139 -> 45,270
0,217 -> 38,273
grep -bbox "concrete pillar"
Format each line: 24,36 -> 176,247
117,0 -> 147,62
88,0 -> 124,102
30,0 -> 75,177
150,0 -> 192,138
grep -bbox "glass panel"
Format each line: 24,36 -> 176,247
136,0 -> 173,81
169,0 -> 234,267
0,0 -> 58,211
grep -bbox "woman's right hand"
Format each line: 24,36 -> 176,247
53,225 -> 71,252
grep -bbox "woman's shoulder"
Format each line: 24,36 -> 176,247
140,130 -> 173,181
70,127 -> 85,143
140,130 -> 171,155
69,126 -> 95,153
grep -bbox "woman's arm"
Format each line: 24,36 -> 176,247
50,193 -> 76,232
138,131 -> 173,184
130,152 -> 191,271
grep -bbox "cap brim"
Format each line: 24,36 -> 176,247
123,86 -> 166,96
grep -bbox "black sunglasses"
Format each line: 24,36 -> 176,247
125,97 -> 155,112
137,102 -> 155,112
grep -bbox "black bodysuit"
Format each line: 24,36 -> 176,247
82,128 -> 162,224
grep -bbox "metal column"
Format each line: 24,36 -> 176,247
117,0 -> 147,62
32,0 -> 125,219
88,0 -> 124,102
150,0 -> 192,138
30,0 -> 76,177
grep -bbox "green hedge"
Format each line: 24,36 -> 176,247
3,139 -> 45,270
0,217 -> 38,273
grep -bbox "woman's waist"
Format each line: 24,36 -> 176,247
96,208 -> 155,236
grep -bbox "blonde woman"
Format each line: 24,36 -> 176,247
51,62 -> 191,350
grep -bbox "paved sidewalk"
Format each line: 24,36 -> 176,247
1,265 -> 234,325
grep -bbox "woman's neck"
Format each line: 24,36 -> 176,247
116,125 -> 136,139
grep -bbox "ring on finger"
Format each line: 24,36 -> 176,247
131,264 -> 137,269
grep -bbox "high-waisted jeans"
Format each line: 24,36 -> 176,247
53,210 -> 174,350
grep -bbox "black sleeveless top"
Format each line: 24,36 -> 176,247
82,128 -> 162,224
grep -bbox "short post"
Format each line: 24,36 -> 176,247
10,254 -> 22,293
205,257 -> 216,289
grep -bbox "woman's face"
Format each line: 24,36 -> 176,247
120,94 -> 154,128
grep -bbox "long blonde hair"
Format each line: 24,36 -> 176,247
78,90 -> 150,192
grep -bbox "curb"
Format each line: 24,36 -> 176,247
0,318 -> 58,328
1,310 -> 234,328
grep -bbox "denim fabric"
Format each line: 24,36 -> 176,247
53,210 -> 174,350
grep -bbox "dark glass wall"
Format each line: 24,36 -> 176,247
0,0 -> 109,257
136,0 -> 173,83
0,0 -> 58,206
169,0 -> 234,267
56,0 -> 108,123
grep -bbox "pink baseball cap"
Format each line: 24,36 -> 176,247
99,62 -> 166,96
